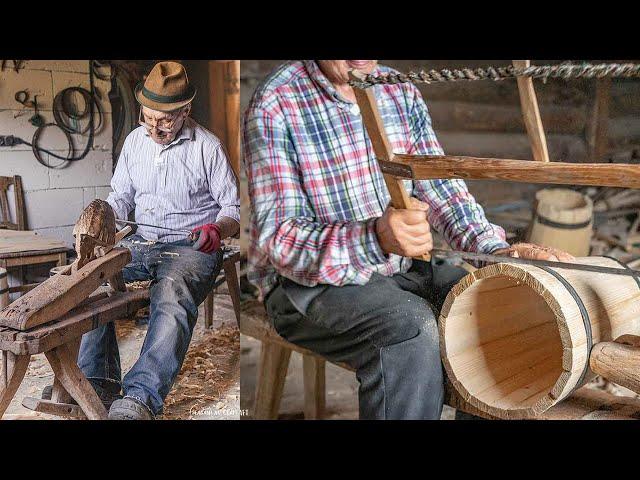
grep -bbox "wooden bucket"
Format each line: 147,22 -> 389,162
0,267 -> 8,308
439,257 -> 640,419
527,188 -> 593,257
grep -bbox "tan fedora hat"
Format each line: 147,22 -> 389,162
135,61 -> 197,112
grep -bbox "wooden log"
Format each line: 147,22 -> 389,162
590,337 -> 640,396
0,248 -> 131,331
350,70 -> 430,261
390,154 -> 640,189
439,256 -> 640,419
513,60 -> 549,163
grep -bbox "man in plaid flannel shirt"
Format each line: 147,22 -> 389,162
243,60 -> 573,420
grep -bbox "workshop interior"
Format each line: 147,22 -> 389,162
2,59 -> 640,421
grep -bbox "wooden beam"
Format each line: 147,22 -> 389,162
587,77 -> 611,162
513,60 -> 550,162
350,70 -> 430,261
390,154 -> 640,189
208,60 -> 241,177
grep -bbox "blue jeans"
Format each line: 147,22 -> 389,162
77,234 -> 223,415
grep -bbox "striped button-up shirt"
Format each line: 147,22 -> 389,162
107,117 -> 240,242
244,60 -> 509,298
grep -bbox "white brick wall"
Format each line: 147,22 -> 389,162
0,60 -> 113,248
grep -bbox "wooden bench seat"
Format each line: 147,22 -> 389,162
240,298 -> 640,420
0,289 -> 149,420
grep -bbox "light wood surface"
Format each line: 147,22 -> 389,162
513,60 -> 550,163
0,230 -> 67,257
439,256 -> 640,419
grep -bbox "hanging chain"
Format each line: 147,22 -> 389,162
349,63 -> 640,89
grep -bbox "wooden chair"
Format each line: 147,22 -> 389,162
241,299 -> 640,420
203,247 -> 241,329
0,176 -> 25,231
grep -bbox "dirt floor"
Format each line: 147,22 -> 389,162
3,285 -> 240,420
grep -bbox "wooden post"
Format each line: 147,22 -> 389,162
587,77 -> 611,162
253,342 -> 292,419
208,60 -> 241,177
302,355 -> 326,419
513,60 -> 550,163
0,353 -> 31,418
350,70 -> 430,262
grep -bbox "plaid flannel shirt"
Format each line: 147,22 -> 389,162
244,60 -> 509,298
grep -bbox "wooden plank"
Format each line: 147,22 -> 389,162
0,248 -> 131,331
3,254 -> 65,268
391,154 -> 640,188
0,289 -> 149,356
0,230 -> 68,257
587,78 -> 611,162
21,397 -> 87,419
513,60 -> 550,162
350,70 -> 430,262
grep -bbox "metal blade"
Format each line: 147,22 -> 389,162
430,249 -> 640,279
115,219 -> 192,236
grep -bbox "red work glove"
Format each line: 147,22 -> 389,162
191,223 -> 221,253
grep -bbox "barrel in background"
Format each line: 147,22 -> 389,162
527,188 -> 593,257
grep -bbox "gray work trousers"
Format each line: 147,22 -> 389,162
264,259 -> 468,420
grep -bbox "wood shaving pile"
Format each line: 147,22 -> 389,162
161,325 -> 240,420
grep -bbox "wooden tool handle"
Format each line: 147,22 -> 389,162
350,71 -> 430,262
513,60 -> 550,163
590,336 -> 640,396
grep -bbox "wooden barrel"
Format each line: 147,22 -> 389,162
0,267 -> 8,308
439,257 -> 640,419
527,188 -> 593,257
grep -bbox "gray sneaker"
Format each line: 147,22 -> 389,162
108,397 -> 155,420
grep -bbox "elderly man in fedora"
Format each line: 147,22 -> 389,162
244,60 -> 573,420
64,61 -> 240,420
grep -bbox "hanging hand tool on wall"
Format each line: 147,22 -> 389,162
14,90 -> 44,127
